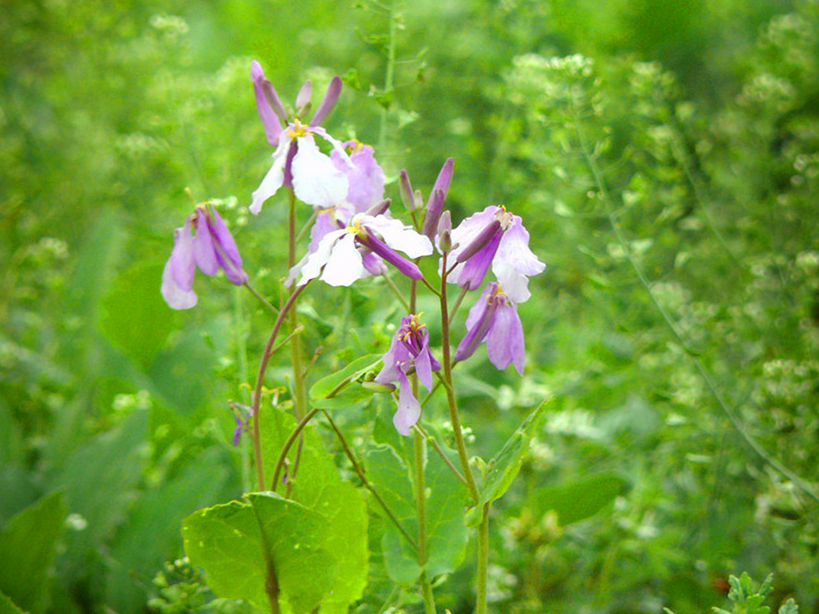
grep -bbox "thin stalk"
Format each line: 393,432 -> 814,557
438,254 -> 480,502
475,502 -> 491,614
448,285 -> 470,325
233,286 -> 252,494
270,407 -> 321,491
572,101 -> 819,505
413,424 -> 468,488
244,281 -> 278,315
251,283 -> 309,491
383,273 -> 412,311
322,410 -> 418,550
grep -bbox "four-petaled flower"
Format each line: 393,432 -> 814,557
250,60 -> 351,215
445,205 -> 545,303
375,314 -> 442,435
454,282 -> 525,374
161,205 -> 248,310
288,213 -> 433,287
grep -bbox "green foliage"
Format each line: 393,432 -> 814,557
0,491 -> 66,614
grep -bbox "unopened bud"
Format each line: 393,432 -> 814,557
366,198 -> 391,217
439,229 -> 453,252
399,170 -> 415,211
361,380 -> 395,393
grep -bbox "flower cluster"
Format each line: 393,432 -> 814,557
160,60 -> 546,435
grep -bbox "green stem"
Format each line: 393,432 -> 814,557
322,410 -> 418,550
414,429 -> 437,614
244,281 -> 278,315
251,283 -> 309,491
233,286 -> 252,494
270,407 -> 320,491
475,503 -> 491,614
378,0 -> 397,154
438,254 -> 480,503
414,423 -> 468,488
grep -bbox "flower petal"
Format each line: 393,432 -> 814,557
485,302 -> 525,375
250,138 -> 290,214
393,369 -> 421,436
162,221 -> 197,309
192,210 -> 219,277
366,215 -> 433,258
251,60 -> 284,146
310,75 -> 342,127
320,233 -> 365,286
161,256 -> 197,309
291,135 -> 349,209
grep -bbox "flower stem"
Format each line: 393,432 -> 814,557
475,502 -> 491,614
270,407 -> 320,490
250,283 -> 309,491
244,281 -> 278,315
438,254 -> 479,503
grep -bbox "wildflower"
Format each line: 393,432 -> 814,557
454,282 -> 525,374
331,140 -> 385,213
161,206 -> 248,309
421,158 -> 454,240
288,213 -> 432,287
445,205 -> 545,303
375,314 -> 442,435
249,60 -> 351,215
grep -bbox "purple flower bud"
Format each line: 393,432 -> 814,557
359,227 -> 423,280
251,60 -> 286,146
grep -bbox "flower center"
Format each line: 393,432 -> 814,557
494,206 -> 514,230
286,118 -> 309,139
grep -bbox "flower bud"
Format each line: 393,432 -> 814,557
399,170 -> 415,211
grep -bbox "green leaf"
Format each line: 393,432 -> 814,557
533,473 -> 630,526
365,410 -> 469,585
100,259 -> 176,368
0,491 -> 66,614
477,401 -> 547,508
183,493 -> 336,614
309,354 -> 382,400
259,406 -> 368,612
0,591 -> 24,614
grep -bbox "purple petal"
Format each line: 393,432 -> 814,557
455,219 -> 502,264
161,240 -> 197,310
393,369 -> 421,436
359,228 -> 423,280
208,214 -> 248,286
456,231 -> 502,290
310,75 -> 342,127
251,60 -> 284,146
454,286 -> 497,362
486,302 -> 525,375
170,218 -> 196,290
332,143 -> 386,212
309,209 -> 340,252
296,80 -> 312,111
192,210 -> 219,277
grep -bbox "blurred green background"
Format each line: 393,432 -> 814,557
3,0 -> 819,612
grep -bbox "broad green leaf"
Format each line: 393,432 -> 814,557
0,490 -> 66,614
477,401 -> 547,509
0,466 -> 38,526
183,493 -> 336,614
259,406 -> 368,612
100,260 -> 176,368
533,473 -> 630,526
366,410 -> 469,585
309,354 -> 382,400
0,591 -> 24,614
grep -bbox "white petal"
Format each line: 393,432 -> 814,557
291,135 -> 349,208
496,220 -> 545,276
493,259 -> 531,303
296,229 -> 344,285
320,234 -> 365,286
366,215 -> 433,258
250,139 -> 290,215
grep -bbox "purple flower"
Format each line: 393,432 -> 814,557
375,314 -> 442,435
445,205 -> 545,303
331,140 -> 386,213
161,206 -> 248,309
287,213 -> 432,287
250,61 -> 352,215
454,282 -> 525,375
